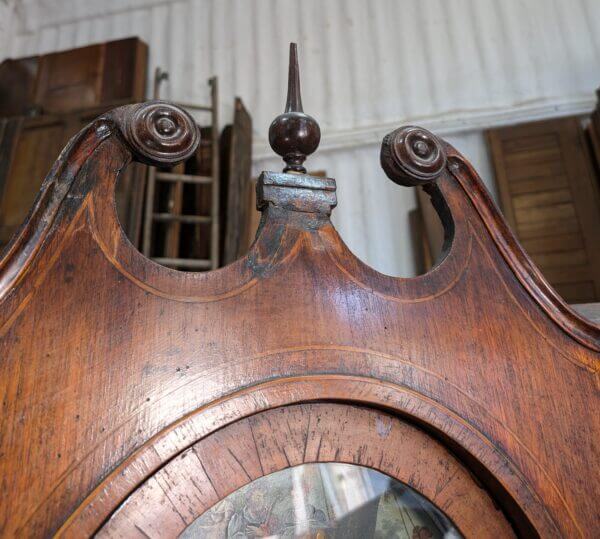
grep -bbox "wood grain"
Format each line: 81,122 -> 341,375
0,104 -> 598,538
96,403 -> 515,538
33,38 -> 147,115
487,118 -> 600,303
222,98 -> 252,264
0,39 -> 148,251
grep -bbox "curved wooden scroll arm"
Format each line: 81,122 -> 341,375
1,101 -> 594,537
0,101 -> 200,303
1,106 -> 597,353
380,126 -> 600,352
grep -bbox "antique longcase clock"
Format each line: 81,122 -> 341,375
0,44 -> 598,538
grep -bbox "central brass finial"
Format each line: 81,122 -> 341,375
268,43 -> 321,174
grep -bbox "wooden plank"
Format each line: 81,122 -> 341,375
163,163 -> 185,259
33,38 -> 147,115
520,233 -> 583,254
507,174 -> 569,195
0,56 -> 39,116
416,185 -> 445,269
585,117 -> 600,185
516,216 -> 580,240
33,43 -> 105,114
154,213 -> 211,224
155,172 -> 212,184
514,202 -> 576,226
506,160 -> 564,181
142,167 -> 157,256
512,188 -> 572,210
0,118 -> 67,238
0,118 -> 23,208
504,146 -> 562,165
487,116 -> 600,302
530,249 -> 588,269
553,281 -> 596,304
0,39 -> 148,250
0,115 -> 146,248
223,98 -> 252,264
115,162 -> 147,249
559,118 -> 600,299
242,178 -> 260,253
486,130 -> 518,229
210,77 -> 220,269
537,265 -> 592,285
502,133 -> 559,153
101,38 -> 148,104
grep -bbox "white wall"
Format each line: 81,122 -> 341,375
0,1 -> 18,54
2,0 -> 599,276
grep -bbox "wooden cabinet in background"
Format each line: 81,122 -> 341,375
0,116 -> 72,245
0,37 -> 147,117
0,38 -> 148,250
220,98 -> 252,264
487,117 -> 600,303
584,88 -> 600,191
0,56 -> 39,116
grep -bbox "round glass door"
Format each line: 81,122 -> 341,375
180,462 -> 462,538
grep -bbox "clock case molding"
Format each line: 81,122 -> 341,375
0,61 -> 598,536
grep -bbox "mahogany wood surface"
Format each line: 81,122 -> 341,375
96,403 -> 514,538
0,100 -> 598,538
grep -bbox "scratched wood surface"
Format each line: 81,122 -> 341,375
96,403 -> 514,538
0,97 -> 598,538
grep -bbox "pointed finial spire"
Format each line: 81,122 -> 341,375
285,43 -> 303,113
269,43 -> 321,174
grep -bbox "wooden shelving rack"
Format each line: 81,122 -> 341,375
142,69 -> 220,270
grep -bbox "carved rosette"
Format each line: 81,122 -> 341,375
380,126 -> 446,186
121,101 -> 200,166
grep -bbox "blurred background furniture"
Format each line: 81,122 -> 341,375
415,105 -> 600,306
487,116 -> 600,303
0,38 -> 253,271
141,70 -> 221,270
0,38 -> 148,249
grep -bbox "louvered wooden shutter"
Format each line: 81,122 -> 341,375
487,117 -> 600,303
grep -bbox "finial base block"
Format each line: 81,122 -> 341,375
257,171 -> 336,215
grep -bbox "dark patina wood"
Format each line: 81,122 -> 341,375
0,45 -> 599,538
268,44 -> 320,174
95,402 -> 514,538
221,97 -> 252,264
